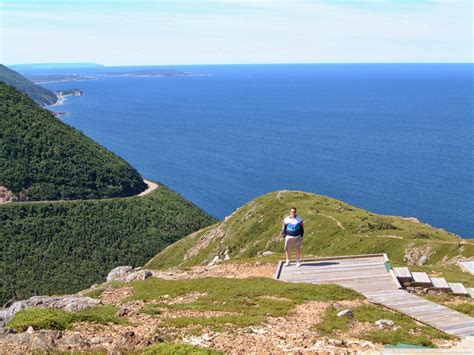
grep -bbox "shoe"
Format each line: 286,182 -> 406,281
296,261 -> 301,267
284,260 -> 291,267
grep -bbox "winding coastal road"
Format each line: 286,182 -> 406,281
0,179 -> 159,205
138,179 -> 158,196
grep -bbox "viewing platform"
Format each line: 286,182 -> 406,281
274,254 -> 474,338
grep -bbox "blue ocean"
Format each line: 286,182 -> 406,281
30,64 -> 473,238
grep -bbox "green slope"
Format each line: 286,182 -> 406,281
146,190 -> 474,271
0,64 -> 57,106
0,82 -> 147,201
1,184 -> 216,304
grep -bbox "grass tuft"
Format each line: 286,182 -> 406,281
7,305 -> 125,332
140,304 -> 163,315
142,342 -> 222,354
314,306 -> 350,334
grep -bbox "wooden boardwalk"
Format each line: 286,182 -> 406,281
274,254 -> 474,338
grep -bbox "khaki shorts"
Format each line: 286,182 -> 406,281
284,236 -> 303,251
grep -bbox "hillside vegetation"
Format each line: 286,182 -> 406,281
1,184 -> 216,304
147,190 -> 474,275
0,82 -> 147,201
0,65 -> 57,106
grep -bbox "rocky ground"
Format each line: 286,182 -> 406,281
0,262 -> 465,354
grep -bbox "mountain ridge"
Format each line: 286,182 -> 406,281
0,64 -> 57,106
0,82 -> 147,201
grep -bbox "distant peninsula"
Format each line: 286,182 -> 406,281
56,88 -> 83,96
52,89 -> 84,107
25,70 -> 209,84
106,69 -> 210,78
26,73 -> 97,84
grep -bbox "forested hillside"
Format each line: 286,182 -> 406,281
1,184 -> 216,304
0,82 -> 147,201
0,65 -> 57,106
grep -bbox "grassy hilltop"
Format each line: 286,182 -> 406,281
147,190 -> 474,282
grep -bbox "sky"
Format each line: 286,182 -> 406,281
1,0 -> 472,65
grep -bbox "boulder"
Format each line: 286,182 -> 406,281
124,270 -> 152,282
56,333 -> 88,348
116,308 -> 131,318
328,338 -> 344,346
224,248 -> 231,260
375,319 -> 399,330
106,266 -> 152,282
262,251 -> 275,257
113,330 -> 141,348
106,266 -> 133,282
2,330 -> 62,350
207,256 -> 221,266
88,336 -> 108,345
337,309 -> 354,318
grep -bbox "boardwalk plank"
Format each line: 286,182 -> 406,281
449,283 -> 469,296
431,277 -> 451,290
411,272 -> 432,285
393,267 -> 412,279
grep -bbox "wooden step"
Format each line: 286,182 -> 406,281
411,272 -> 432,286
430,277 -> 451,290
393,267 -> 412,280
448,283 -> 469,296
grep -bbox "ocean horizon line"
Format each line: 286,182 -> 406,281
8,62 -> 474,68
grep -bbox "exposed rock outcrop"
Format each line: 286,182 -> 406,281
106,266 -> 152,283
0,186 -> 15,203
0,296 -> 100,327
404,244 -> 433,265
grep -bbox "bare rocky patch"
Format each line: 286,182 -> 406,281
181,300 -> 383,354
0,186 -> 15,203
1,262 -> 463,353
152,262 -> 276,280
404,244 -> 433,265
